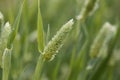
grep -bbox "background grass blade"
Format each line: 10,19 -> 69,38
7,0 -> 25,49
0,0 -> 120,80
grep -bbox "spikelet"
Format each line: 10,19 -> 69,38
90,22 -> 116,58
42,19 -> 74,61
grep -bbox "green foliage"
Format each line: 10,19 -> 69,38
0,0 -> 120,80
37,0 -> 45,53
7,0 -> 25,49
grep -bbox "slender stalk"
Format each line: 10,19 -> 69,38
52,60 -> 61,80
34,55 -> 45,80
2,48 -> 12,80
34,0 -> 45,79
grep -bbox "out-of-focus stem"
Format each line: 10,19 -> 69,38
2,48 -> 12,80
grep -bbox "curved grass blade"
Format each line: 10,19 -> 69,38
7,0 -> 25,49
33,0 -> 45,79
37,0 -> 45,53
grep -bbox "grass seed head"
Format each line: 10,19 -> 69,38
42,19 -> 74,61
77,0 -> 99,21
0,22 -> 11,67
90,22 -> 116,58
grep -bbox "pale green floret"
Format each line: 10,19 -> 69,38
42,19 -> 74,61
0,22 -> 11,67
2,48 -> 12,80
90,22 -> 116,58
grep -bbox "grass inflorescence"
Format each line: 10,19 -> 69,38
0,0 -> 120,80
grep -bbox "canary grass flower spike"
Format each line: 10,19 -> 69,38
42,19 -> 74,61
77,0 -> 99,21
0,22 -> 11,67
97,23 -> 116,58
90,22 -> 116,58
34,18 -> 74,79
89,24 -> 119,80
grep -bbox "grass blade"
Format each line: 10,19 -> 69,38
7,0 -> 25,49
37,0 -> 45,53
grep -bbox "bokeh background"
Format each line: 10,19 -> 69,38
0,0 -> 120,80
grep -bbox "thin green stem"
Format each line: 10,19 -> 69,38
34,55 -> 45,80
2,48 -> 12,80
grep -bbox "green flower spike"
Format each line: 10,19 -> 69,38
42,19 -> 74,61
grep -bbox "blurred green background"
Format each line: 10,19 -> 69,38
0,0 -> 120,80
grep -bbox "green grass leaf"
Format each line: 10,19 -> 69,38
7,0 -> 25,49
37,0 -> 45,53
